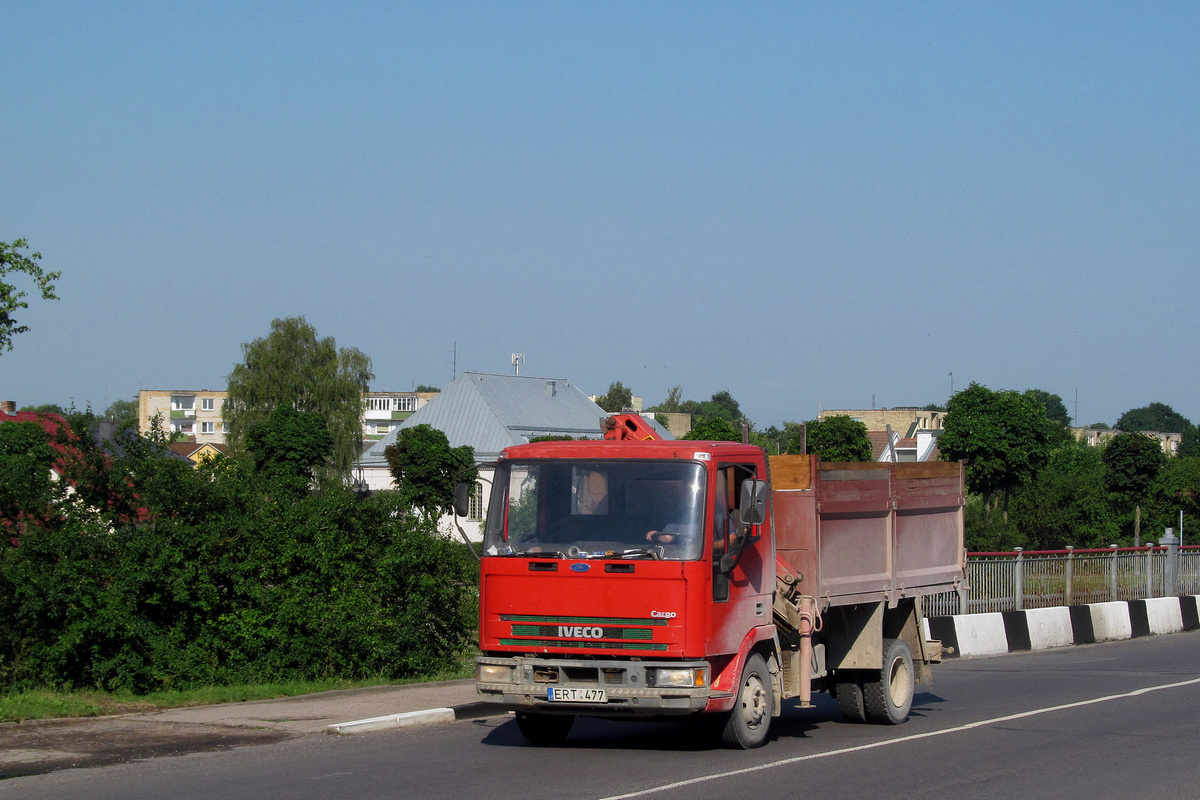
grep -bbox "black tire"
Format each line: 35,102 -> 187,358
863,638 -> 913,725
720,653 -> 773,749
515,711 -> 575,746
834,676 -> 867,723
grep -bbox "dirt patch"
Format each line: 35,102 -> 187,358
0,717 -> 295,779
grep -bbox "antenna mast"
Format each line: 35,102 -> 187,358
511,353 -> 525,376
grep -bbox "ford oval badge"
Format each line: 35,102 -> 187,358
570,563 -> 591,573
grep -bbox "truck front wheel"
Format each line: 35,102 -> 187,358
863,638 -> 913,725
515,712 -> 575,746
720,653 -> 773,749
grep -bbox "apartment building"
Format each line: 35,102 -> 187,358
138,389 -> 435,444
138,390 -> 229,444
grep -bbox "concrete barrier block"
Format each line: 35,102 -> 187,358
1089,601 -> 1132,642
1144,597 -> 1184,634
953,612 -> 1009,657
1025,607 -> 1074,650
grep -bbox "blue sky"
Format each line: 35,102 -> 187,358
3,2 -> 1197,429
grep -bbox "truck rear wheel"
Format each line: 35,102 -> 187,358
515,711 -> 575,746
834,677 -> 867,723
863,638 -> 913,725
720,653 -> 772,749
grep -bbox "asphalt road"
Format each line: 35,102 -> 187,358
7,631 -> 1200,800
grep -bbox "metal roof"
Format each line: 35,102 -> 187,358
359,372 -> 614,465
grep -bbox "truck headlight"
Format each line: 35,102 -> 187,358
477,663 -> 513,684
649,667 -> 706,688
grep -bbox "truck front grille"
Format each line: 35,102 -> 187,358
499,614 -> 671,652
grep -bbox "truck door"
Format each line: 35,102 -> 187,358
708,462 -> 771,656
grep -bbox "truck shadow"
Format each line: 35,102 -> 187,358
478,696 -> 846,751
478,691 -> 950,750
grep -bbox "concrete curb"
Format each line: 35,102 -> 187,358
927,594 -> 1200,658
327,701 -> 504,735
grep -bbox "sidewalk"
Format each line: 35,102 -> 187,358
0,679 -> 501,779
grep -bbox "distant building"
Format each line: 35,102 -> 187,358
819,407 -> 944,462
361,391 -> 437,441
138,389 -> 436,445
138,390 -> 229,444
1074,427 -> 1181,456
819,407 -> 944,433
167,441 -> 232,466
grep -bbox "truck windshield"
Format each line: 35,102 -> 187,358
483,460 -> 706,561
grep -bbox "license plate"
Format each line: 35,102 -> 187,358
548,687 -> 607,703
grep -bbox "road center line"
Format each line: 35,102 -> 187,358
597,675 -> 1200,800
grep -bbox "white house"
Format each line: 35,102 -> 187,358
357,372 -> 674,541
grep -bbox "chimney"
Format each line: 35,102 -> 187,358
1,400 -> 15,416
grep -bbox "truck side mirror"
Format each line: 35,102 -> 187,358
453,482 -> 472,517
738,479 -> 768,525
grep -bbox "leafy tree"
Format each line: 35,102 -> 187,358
938,383 -> 1056,511
384,424 -> 477,518
1145,456 -> 1200,545
682,417 -> 741,442
0,239 -> 60,354
1116,402 -> 1191,434
1103,432 -> 1166,545
0,421 -> 60,532
414,384 -> 440,393
1024,389 -> 1071,427
963,494 -> 1024,552
793,415 -> 873,462
647,386 -> 683,413
1008,439 -> 1118,550
1180,425 -> 1200,458
705,390 -> 743,424
595,381 -> 634,413
225,317 -> 373,482
245,406 -> 333,494
19,403 -> 66,415
104,399 -> 139,434
752,423 -> 797,455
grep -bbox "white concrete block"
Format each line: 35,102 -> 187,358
1144,597 -> 1184,634
953,612 -> 1009,657
1089,601 -> 1132,642
1025,607 -> 1074,650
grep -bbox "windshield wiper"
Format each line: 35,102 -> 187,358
614,548 -> 660,560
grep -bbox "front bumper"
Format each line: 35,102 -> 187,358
476,655 -> 713,716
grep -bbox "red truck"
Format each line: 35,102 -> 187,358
461,415 -> 965,748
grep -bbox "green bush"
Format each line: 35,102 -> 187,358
0,416 -> 477,693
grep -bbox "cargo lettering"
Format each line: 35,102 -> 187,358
557,625 -> 604,639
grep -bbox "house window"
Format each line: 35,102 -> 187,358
201,398 -> 215,411
222,422 -> 229,434
171,395 -> 195,411
172,421 -> 194,434
468,482 -> 484,521
366,396 -> 416,413
201,422 -> 215,434
375,423 -> 390,435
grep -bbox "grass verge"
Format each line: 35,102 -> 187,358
0,663 -> 475,724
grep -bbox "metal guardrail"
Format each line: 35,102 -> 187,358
925,538 -> 1199,617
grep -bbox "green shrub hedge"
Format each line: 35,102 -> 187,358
0,420 -> 477,693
